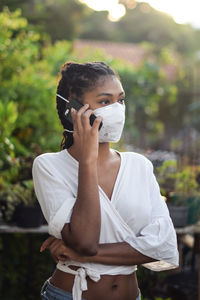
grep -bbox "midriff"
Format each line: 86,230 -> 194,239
50,266 -> 139,300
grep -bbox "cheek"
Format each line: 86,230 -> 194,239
82,99 -> 95,109
83,100 -> 99,110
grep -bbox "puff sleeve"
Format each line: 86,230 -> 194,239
125,159 -> 179,271
32,156 -> 76,239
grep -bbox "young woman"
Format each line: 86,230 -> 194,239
32,62 -> 179,300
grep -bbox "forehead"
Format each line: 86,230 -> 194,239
85,76 -> 124,97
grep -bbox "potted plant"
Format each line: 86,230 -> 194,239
156,161 -> 200,227
155,160 -> 177,200
0,183 -> 22,223
0,180 -> 44,227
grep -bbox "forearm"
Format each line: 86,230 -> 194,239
61,161 -> 101,255
84,242 -> 157,265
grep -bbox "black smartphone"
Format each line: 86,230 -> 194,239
63,98 -> 103,130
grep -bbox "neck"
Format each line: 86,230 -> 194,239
67,142 -> 114,164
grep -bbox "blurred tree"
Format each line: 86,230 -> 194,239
1,0 -> 200,54
79,2 -> 200,55
0,0 -> 90,42
78,10 -> 118,41
118,2 -> 199,53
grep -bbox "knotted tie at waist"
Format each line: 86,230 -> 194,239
64,265 -> 101,300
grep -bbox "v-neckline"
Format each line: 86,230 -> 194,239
63,148 -> 123,203
98,150 -> 123,202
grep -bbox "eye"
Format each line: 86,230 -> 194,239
99,99 -> 110,105
118,98 -> 125,104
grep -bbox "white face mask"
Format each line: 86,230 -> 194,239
94,102 -> 125,143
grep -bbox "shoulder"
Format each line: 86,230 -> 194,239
120,151 -> 153,169
32,150 -> 67,171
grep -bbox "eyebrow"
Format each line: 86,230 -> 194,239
96,92 -> 125,97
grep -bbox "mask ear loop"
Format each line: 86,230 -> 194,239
63,128 -> 73,133
56,93 -> 69,103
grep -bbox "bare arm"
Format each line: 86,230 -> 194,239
85,242 -> 157,265
61,161 -> 100,255
61,105 -> 102,256
41,237 -> 157,266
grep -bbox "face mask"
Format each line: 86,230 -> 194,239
94,102 -> 125,143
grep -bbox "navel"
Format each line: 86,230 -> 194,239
112,283 -> 118,289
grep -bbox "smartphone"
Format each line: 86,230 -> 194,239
57,94 -> 103,130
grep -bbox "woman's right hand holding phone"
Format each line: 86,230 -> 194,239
71,104 -> 102,163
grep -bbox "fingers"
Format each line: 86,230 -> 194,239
49,239 -> 63,255
91,116 -> 103,132
40,236 -> 56,252
81,109 -> 94,129
71,104 -> 89,132
71,104 -> 96,132
50,243 -> 68,263
40,236 -> 69,264
71,108 -> 78,132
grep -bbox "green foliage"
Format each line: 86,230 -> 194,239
0,0 -> 89,42
42,40 -> 73,76
0,100 -> 20,187
117,60 -> 177,148
0,180 -> 37,221
173,167 -> 199,196
156,160 -> 200,209
0,8 -> 61,158
156,160 -> 177,196
0,8 -> 40,81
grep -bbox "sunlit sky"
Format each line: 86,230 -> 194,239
79,0 -> 200,27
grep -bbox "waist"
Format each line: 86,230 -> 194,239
50,266 -> 139,300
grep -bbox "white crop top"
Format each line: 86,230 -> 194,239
32,149 -> 179,300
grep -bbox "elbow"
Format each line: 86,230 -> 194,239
61,230 -> 98,256
61,224 -> 98,256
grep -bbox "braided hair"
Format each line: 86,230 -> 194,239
56,61 -> 117,150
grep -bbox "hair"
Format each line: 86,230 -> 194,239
56,61 -> 117,150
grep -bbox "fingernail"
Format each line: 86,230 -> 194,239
71,108 -> 74,113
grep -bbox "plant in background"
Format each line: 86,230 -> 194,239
156,160 -> 200,203
170,166 -> 199,204
0,100 -> 20,188
171,165 -> 200,224
156,159 -> 177,199
156,160 -> 200,225
0,180 -> 37,223
0,8 -> 61,158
